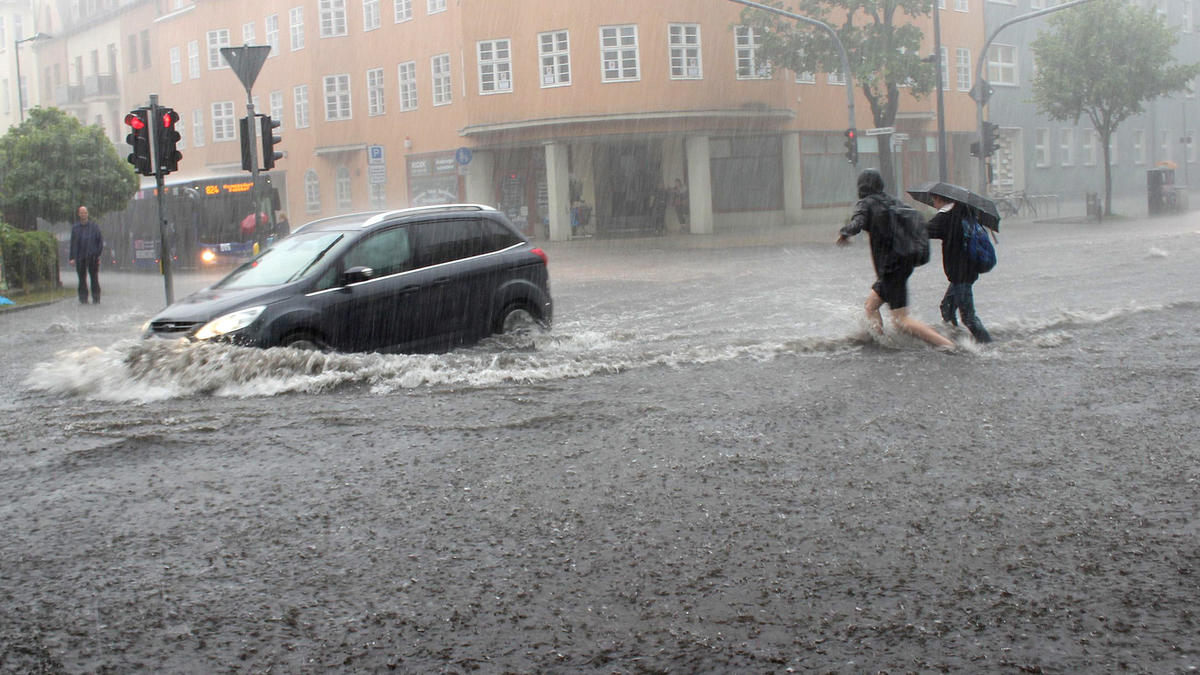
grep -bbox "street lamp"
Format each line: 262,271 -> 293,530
15,31 -> 51,123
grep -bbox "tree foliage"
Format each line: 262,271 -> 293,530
739,0 -> 935,188
1032,0 -> 1200,212
0,107 -> 139,230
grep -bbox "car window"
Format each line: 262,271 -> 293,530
342,226 -> 412,278
213,231 -> 346,289
411,219 -> 485,268
481,219 -> 522,253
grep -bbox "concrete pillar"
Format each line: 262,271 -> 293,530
544,142 -> 571,241
685,135 -> 713,234
462,149 -> 495,205
782,132 -> 803,227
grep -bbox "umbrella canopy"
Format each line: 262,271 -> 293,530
907,181 -> 1000,232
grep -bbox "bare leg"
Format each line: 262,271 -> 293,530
890,307 -> 956,349
864,290 -> 885,336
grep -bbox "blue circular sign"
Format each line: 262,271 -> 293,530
455,147 -> 473,165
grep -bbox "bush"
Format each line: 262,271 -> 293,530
0,221 -> 58,292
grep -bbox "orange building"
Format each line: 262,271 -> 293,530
27,0 -> 986,240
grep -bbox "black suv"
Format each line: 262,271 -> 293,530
143,204 -> 552,353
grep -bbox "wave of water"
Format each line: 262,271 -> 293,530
22,299 -> 1192,402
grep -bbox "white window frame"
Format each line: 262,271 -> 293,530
987,44 -> 1018,86
188,40 -> 200,79
940,47 -> 949,90
1133,128 -> 1146,164
1082,130 -> 1097,166
242,21 -> 256,45
1159,128 -> 1172,162
735,25 -> 771,79
478,39 -> 513,94
394,0 -> 412,22
427,0 -> 446,14
207,29 -> 230,70
266,14 -> 280,56
1034,128 -> 1050,167
600,24 -> 640,82
955,0 -> 968,11
305,169 -> 321,213
1108,134 -> 1118,165
956,48 -> 971,91
211,101 -> 235,142
538,30 -> 570,87
367,67 -> 386,115
324,73 -> 353,120
363,0 -> 381,31
369,181 -> 387,209
319,0 -> 348,38
432,53 -> 452,105
668,23 -> 702,80
1060,128 -> 1074,166
827,70 -> 846,86
398,60 -> 418,110
176,118 -> 186,150
169,46 -> 181,84
192,109 -> 205,146
294,84 -> 311,128
290,7 -> 306,51
335,167 -> 352,210
270,90 -> 284,129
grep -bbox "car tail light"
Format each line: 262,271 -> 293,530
530,248 -> 548,265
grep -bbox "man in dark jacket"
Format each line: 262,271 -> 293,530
68,205 -> 104,304
926,194 -> 992,343
837,169 -> 955,350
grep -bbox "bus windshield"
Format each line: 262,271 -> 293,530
214,231 -> 347,289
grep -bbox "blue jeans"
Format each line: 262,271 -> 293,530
940,282 -> 991,342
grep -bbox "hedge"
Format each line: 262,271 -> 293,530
0,222 -> 59,292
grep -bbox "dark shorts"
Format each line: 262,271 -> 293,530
872,268 -> 912,309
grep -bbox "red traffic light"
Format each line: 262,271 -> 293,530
845,128 -> 856,139
124,112 -> 146,130
161,113 -> 173,128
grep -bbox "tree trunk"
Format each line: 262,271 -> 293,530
1100,131 -> 1113,215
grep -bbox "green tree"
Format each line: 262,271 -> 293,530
739,0 -> 935,192
1032,0 -> 1200,215
0,107 -> 139,230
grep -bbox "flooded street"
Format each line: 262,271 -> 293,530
2,216 -> 1199,672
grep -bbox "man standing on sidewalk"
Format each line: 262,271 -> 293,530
68,205 -> 103,305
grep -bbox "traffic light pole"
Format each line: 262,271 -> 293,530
150,94 -> 174,305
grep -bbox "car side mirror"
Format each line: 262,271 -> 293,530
343,266 -> 375,285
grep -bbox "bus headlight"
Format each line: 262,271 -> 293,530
194,306 -> 266,341
200,248 -> 217,264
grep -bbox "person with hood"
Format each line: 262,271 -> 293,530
836,169 -> 955,350
68,205 -> 104,305
926,193 -> 993,343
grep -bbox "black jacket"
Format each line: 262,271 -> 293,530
926,205 -> 979,284
840,169 -> 905,275
70,221 -> 104,262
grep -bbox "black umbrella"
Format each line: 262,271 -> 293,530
907,181 -> 1000,232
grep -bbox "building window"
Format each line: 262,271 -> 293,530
940,47 -> 949,90
1133,128 -> 1146,164
956,48 -> 971,91
192,109 -> 205,146
176,119 -> 186,150
324,73 -> 352,120
955,0 -> 968,10
128,34 -> 138,73
187,40 -> 200,78
320,0 -> 348,37
169,47 -> 182,83
1034,128 -> 1050,167
600,25 -> 639,82
266,14 -> 280,55
1060,128 -> 1074,166
305,169 -> 321,212
538,30 -> 570,87
212,101 -> 235,142
1159,128 -> 1172,162
398,61 -> 418,110
270,90 -> 284,129
1184,0 -> 1194,32
367,67 -> 385,115
795,71 -> 815,84
1188,129 -> 1196,162
294,84 -> 310,128
1082,130 -> 1097,165
432,53 -> 452,105
478,39 -> 513,94
369,182 -> 387,209
735,26 -> 770,79
987,44 -> 1017,86
207,29 -> 230,70
827,70 -> 846,85
1108,134 -> 1118,165
395,0 -> 412,22
243,21 -> 256,45
142,30 -> 151,69
669,23 -> 702,79
336,167 -> 352,210
428,0 -> 446,14
290,7 -> 306,50
363,0 -> 381,30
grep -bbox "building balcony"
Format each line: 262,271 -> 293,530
83,74 -> 118,99
54,84 -> 86,107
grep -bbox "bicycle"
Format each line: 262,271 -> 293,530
993,190 -> 1038,219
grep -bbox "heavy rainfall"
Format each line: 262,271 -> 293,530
2,0 -> 1200,673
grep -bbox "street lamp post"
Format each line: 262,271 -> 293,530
14,32 -> 50,124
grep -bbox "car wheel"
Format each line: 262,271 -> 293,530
495,304 -> 541,335
281,331 -> 326,351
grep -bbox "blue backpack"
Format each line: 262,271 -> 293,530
962,213 -> 997,273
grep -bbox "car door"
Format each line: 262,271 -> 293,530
408,218 -> 488,347
320,225 -> 418,352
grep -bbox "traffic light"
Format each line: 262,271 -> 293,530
259,115 -> 282,170
982,121 -> 1002,157
239,115 -> 253,171
155,107 -> 182,174
124,108 -> 153,176
970,141 -> 981,157
844,128 -> 858,164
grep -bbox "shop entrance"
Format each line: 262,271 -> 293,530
594,142 -> 663,236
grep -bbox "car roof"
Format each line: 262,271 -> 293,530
294,204 -> 501,235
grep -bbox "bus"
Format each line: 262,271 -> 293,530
106,174 -> 280,271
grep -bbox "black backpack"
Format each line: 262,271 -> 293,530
883,199 -> 931,267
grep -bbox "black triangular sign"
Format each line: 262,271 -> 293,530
220,45 -> 271,91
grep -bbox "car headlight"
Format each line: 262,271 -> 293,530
194,306 -> 266,341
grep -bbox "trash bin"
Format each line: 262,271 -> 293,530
1147,167 -> 1175,215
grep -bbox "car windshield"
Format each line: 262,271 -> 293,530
213,231 -> 349,289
